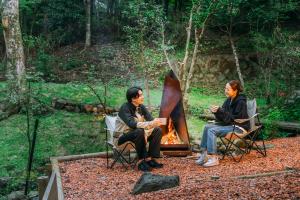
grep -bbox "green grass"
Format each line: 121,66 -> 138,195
26,82 -> 164,107
0,110 -> 106,197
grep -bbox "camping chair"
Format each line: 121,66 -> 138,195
105,115 -> 138,169
219,98 -> 267,162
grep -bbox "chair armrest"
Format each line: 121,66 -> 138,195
234,113 -> 259,123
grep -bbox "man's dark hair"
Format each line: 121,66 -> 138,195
126,86 -> 143,102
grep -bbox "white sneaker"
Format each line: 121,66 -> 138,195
195,151 -> 207,165
203,156 -> 219,167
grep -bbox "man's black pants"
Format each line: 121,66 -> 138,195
118,127 -> 162,159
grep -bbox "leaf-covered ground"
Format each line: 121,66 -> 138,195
60,136 -> 300,200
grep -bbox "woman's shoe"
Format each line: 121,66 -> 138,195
203,156 -> 219,167
195,151 -> 207,165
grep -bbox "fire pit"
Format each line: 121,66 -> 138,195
159,71 -> 192,156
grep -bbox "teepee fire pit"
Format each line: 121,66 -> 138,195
159,71 -> 192,156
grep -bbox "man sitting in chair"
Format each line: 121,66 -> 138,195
115,86 -> 164,172
196,80 -> 250,167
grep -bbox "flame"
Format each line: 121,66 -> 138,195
161,118 -> 183,144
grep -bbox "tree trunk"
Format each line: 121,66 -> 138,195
230,37 -> 244,88
144,75 -> 151,109
163,0 -> 169,16
161,1 -> 213,112
139,40 -> 151,108
2,0 -> 26,103
180,5 -> 194,94
84,0 -> 91,47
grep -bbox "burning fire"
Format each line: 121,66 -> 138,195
161,118 -> 183,144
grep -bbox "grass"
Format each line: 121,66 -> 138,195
0,81 -> 267,197
0,110 -> 106,197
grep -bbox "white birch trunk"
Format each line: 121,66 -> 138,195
2,0 -> 26,101
230,37 -> 244,88
84,0 -> 91,47
180,6 -> 194,93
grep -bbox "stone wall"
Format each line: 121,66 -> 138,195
192,54 -> 258,86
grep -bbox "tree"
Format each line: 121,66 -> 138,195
1,0 -> 26,105
84,0 -> 91,47
123,0 -> 164,108
209,0 -> 246,88
162,0 -> 217,111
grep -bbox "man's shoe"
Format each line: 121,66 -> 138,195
147,159 -> 163,168
195,151 -> 207,165
138,160 -> 151,172
203,156 -> 219,167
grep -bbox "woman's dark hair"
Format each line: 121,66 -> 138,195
126,86 -> 143,102
228,80 -> 243,93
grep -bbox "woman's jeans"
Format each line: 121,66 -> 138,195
200,124 -> 243,154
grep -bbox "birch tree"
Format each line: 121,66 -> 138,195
1,0 -> 26,103
161,0 -> 217,111
213,0 -> 245,88
84,0 -> 91,47
123,1 -> 164,109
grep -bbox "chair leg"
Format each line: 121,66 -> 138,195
106,130 -> 109,169
220,132 -> 249,162
219,137 -> 230,160
110,149 -> 129,170
247,128 -> 267,157
110,143 -> 138,170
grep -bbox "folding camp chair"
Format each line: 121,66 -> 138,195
105,115 -> 138,169
219,98 -> 267,162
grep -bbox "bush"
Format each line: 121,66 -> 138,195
60,58 -> 85,71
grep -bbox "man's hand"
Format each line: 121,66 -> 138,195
210,105 -> 219,113
153,118 -> 163,126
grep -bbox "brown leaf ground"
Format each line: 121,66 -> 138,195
60,137 -> 300,200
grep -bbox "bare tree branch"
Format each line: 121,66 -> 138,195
161,23 -> 178,77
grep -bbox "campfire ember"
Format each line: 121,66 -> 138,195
161,118 -> 183,145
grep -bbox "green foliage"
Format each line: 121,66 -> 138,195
246,0 -> 299,30
262,107 -> 286,139
20,0 -> 85,46
23,35 -> 56,79
0,111 -> 106,197
60,57 -> 85,71
249,26 -> 300,109
122,0 -> 164,63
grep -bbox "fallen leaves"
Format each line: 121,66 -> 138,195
59,137 -> 300,200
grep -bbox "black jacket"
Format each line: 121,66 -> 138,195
214,94 -> 250,131
118,102 -> 153,129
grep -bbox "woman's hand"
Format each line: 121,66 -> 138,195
210,105 -> 219,113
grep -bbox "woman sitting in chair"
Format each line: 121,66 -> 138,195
196,80 -> 250,167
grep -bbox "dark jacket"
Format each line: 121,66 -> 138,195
118,102 -> 153,129
214,94 -> 250,131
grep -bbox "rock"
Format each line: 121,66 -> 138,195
131,172 -> 179,195
7,191 -> 27,200
65,105 -> 75,112
52,98 -> 66,109
28,191 -> 39,199
0,177 -> 11,188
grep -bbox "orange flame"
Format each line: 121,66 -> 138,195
161,118 -> 183,144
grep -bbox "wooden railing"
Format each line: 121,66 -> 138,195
40,152 -> 112,200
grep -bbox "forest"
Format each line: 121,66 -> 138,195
0,0 -> 299,199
